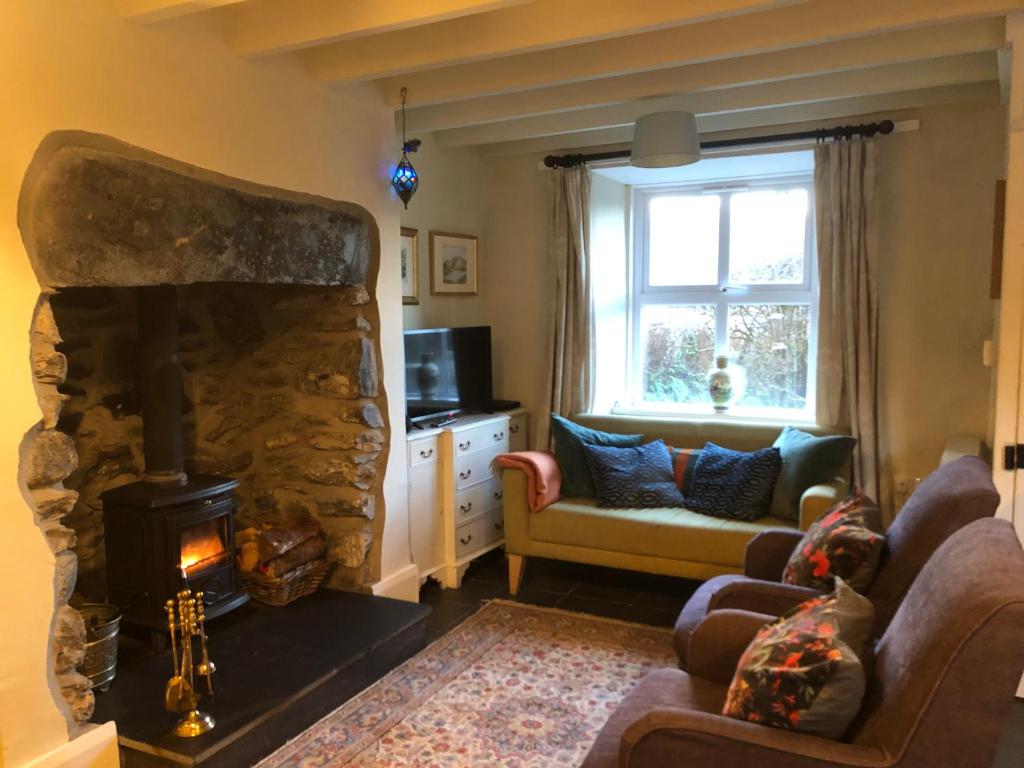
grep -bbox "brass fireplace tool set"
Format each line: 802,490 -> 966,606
164,589 -> 217,737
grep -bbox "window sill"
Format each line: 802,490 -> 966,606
609,403 -> 818,427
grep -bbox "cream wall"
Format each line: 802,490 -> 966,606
398,139 -> 547,414
404,101 -> 1004,486
401,136 -> 491,330
0,3 -> 407,764
877,102 -> 1003,483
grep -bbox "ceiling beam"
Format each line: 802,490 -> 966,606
404,19 -> 1003,132
435,53 -> 996,146
377,0 -> 1023,104
224,0 -> 534,58
116,0 -> 249,23
303,0 -> 802,82
480,81 -> 999,156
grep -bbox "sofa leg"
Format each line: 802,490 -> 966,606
508,554 -> 526,595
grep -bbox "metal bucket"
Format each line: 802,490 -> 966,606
79,603 -> 121,692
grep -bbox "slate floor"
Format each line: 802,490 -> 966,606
421,548 -> 1024,767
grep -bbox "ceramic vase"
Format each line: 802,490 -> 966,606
707,355 -> 745,412
415,353 -> 440,399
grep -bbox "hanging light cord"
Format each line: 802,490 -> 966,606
400,87 -> 420,154
401,87 -> 408,150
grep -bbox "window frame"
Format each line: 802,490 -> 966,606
625,173 -> 818,421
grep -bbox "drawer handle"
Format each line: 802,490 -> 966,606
459,440 -> 471,451
493,431 -> 505,441
493,521 -> 504,531
460,502 -> 473,515
419,448 -> 434,459
459,469 -> 472,481
510,424 -> 520,434
459,534 -> 473,546
493,490 -> 504,501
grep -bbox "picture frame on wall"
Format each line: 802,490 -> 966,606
430,231 -> 479,295
400,227 -> 419,305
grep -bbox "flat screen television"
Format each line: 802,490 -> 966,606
404,326 -> 493,422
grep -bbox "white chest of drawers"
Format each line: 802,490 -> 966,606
407,409 -> 528,589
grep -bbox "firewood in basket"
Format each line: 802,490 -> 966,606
257,519 -> 322,563
263,536 -> 326,579
237,540 -> 259,573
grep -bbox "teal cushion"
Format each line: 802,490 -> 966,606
771,427 -> 856,522
550,414 -> 643,498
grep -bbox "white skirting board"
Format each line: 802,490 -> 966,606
24,722 -> 119,768
371,563 -> 421,603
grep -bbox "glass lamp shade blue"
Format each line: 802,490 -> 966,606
391,153 -> 419,208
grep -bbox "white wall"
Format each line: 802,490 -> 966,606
876,102 -> 1003,483
401,135 -> 490,330
0,4 -> 406,764
590,173 -> 630,414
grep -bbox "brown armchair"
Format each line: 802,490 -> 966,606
584,518 -> 1024,768
673,456 -> 998,666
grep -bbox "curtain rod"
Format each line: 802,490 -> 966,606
542,119 -> 895,169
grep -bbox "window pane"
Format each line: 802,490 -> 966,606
729,189 -> 807,285
728,304 -> 810,410
648,195 -> 720,286
640,304 -> 716,404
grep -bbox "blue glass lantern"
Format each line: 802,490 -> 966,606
392,146 -> 419,209
392,88 -> 420,209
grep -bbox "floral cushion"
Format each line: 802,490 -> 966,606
783,489 -> 885,592
723,579 -> 874,739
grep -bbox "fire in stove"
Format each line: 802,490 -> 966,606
180,518 -> 229,576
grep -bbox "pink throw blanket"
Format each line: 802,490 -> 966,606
496,451 -> 562,513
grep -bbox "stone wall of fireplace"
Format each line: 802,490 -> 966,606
54,282 -> 387,600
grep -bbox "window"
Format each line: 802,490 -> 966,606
627,175 -> 816,419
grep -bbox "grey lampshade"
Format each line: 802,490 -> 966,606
630,111 -> 701,168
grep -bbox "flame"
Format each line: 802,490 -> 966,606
179,519 -> 226,575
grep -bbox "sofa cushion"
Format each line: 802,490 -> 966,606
530,498 -> 795,569
686,443 -> 782,521
723,579 -> 874,739
550,414 -> 643,498
771,427 -> 856,522
668,447 -> 701,494
784,489 -> 884,592
584,440 -> 686,508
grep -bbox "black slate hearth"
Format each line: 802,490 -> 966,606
92,589 -> 430,768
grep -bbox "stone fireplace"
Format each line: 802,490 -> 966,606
18,132 -> 389,727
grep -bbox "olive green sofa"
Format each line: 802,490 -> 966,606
502,414 -> 850,593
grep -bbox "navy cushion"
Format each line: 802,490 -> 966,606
771,427 -> 856,522
550,414 -> 643,498
686,442 -> 783,521
583,440 -> 687,508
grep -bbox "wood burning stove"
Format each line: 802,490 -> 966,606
102,285 -> 248,648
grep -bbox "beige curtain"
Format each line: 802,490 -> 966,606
815,140 -> 891,516
537,166 -> 593,450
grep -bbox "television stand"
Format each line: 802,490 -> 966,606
405,409 -> 529,589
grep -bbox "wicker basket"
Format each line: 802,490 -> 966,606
240,558 -> 329,606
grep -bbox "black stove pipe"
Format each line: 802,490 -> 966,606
137,285 -> 187,486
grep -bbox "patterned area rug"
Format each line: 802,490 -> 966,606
258,600 -> 676,767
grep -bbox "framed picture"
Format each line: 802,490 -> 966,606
430,232 -> 479,295
400,227 -> 419,305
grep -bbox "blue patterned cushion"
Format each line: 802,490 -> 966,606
550,414 -> 644,498
582,440 -> 686,508
686,443 -> 783,521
